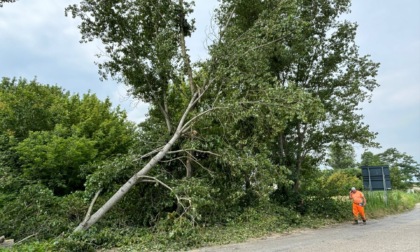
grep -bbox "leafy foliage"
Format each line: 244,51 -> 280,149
361,148 -> 420,189
65,0 -> 196,135
0,78 -> 137,195
0,78 -> 69,139
59,0 -> 382,233
323,169 -> 362,194
0,78 -> 138,240
212,0 -> 380,193
15,126 -> 97,195
0,184 -> 84,240
327,142 -> 356,169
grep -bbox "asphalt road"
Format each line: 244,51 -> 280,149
192,204 -> 420,252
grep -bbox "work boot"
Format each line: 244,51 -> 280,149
362,219 -> 366,225
353,220 -> 358,225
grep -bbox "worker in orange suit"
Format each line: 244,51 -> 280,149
349,187 -> 367,225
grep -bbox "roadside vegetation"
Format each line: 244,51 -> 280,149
0,79 -> 418,250
365,190 -> 420,218
1,0 -> 420,251
4,190 -> 420,252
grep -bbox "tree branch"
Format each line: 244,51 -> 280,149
139,175 -> 189,213
15,233 -> 37,245
181,106 -> 223,133
167,148 -> 221,157
78,189 -> 102,231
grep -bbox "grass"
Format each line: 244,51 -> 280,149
364,190 -> 420,219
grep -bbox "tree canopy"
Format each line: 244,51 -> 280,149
0,77 -> 137,195
327,142 -> 356,169
61,0 -> 383,231
361,148 -> 420,189
212,0 -> 379,191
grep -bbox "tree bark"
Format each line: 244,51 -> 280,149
158,101 -> 172,134
186,156 -> 192,178
293,123 -> 306,192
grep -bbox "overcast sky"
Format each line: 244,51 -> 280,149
1,0 -> 419,162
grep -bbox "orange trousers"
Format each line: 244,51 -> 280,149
352,203 -> 366,220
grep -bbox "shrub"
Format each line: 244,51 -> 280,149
0,184 -> 88,241
324,169 -> 362,195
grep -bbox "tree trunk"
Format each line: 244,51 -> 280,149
186,156 -> 192,178
74,130 -> 182,232
158,101 -> 172,134
278,133 -> 287,165
73,1 -> 232,231
293,159 -> 302,192
74,93 -> 199,232
293,123 -> 306,193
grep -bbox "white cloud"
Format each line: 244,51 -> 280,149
107,84 -> 149,124
126,103 -> 149,124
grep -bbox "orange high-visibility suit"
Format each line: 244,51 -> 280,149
349,190 -> 366,222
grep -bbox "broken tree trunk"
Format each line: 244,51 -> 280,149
0,236 -> 14,248
74,93 -> 200,232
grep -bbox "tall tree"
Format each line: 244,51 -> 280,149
327,142 -> 356,169
65,0 -> 382,231
378,148 -> 419,188
215,0 -> 379,192
67,0 -> 308,231
66,0 -> 221,231
66,0 -> 196,135
360,151 -> 381,166
361,148 -> 419,189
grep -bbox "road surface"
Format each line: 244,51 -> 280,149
192,204 -> 420,252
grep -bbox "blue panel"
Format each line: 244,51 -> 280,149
361,166 -> 392,191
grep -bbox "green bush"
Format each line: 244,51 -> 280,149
323,169 -> 362,195
0,184 -> 66,240
270,181 -> 351,221
0,184 -> 88,241
301,195 -> 349,220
